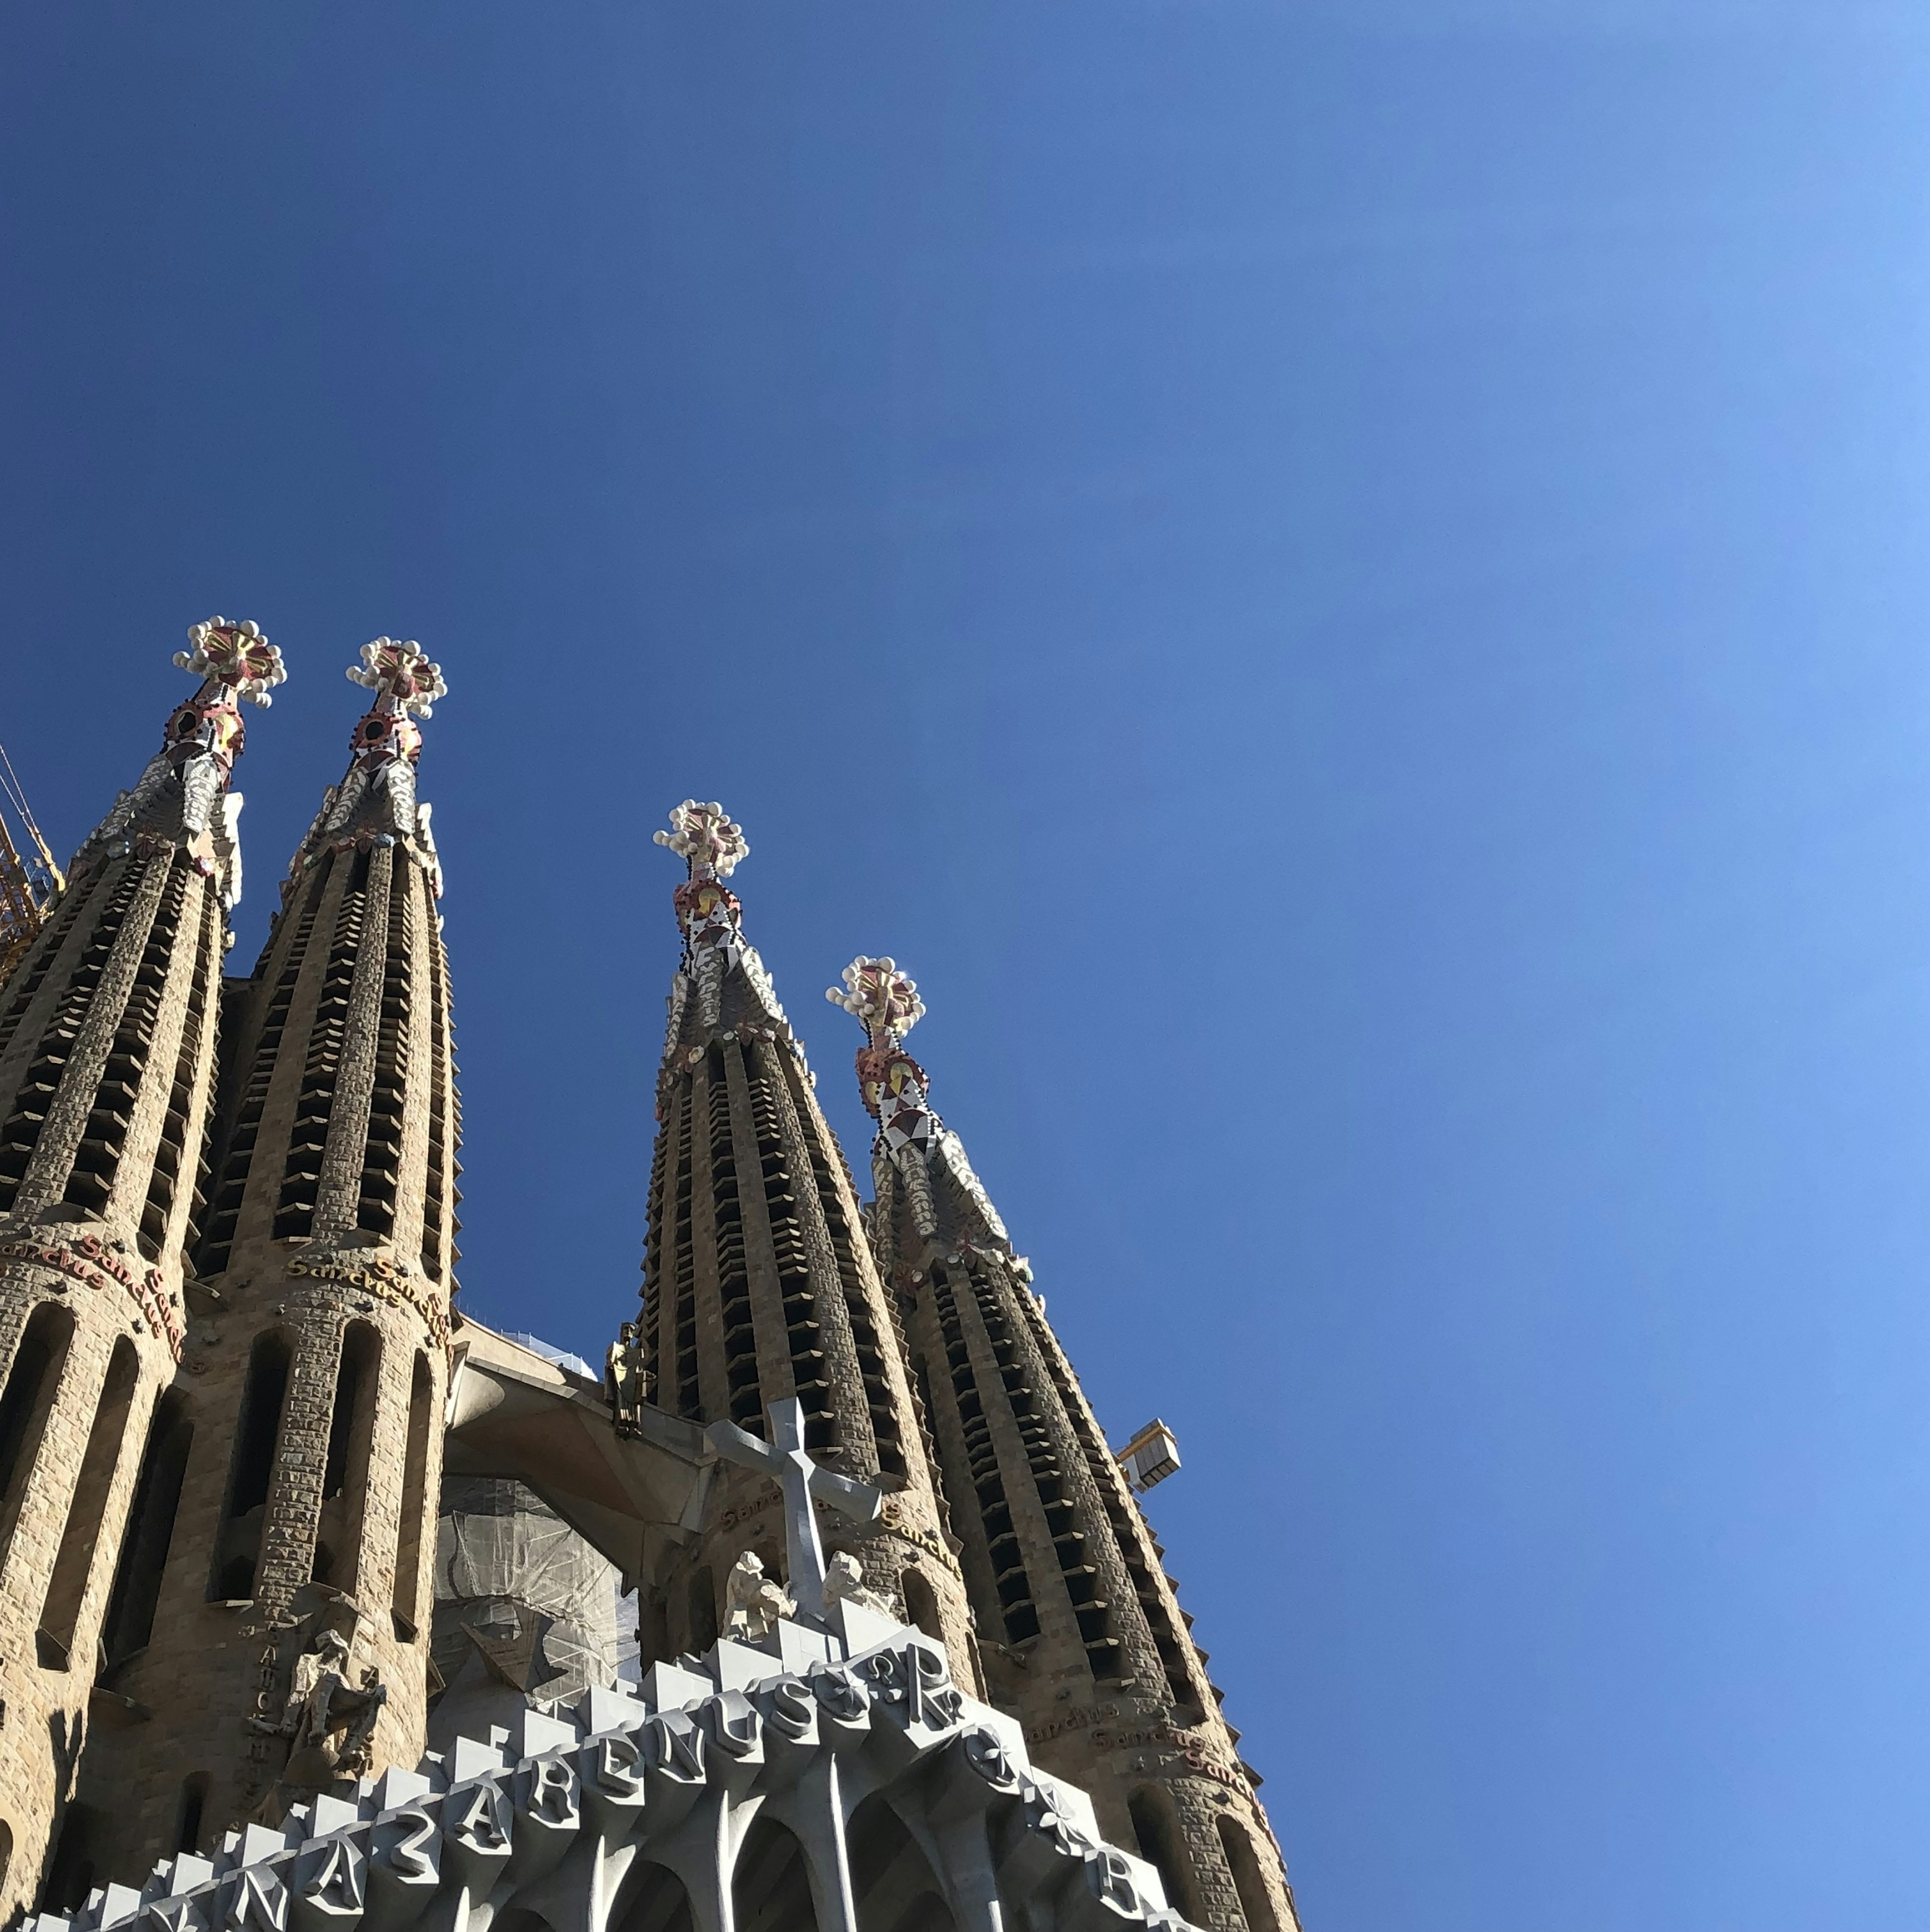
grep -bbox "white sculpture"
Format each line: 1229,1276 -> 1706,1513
823,1550 -> 893,1616
723,1550 -> 796,1643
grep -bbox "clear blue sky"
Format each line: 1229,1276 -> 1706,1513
5,3 -> 1928,1926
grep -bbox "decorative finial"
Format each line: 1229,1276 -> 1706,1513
173,617 -> 286,707
827,953 -> 950,1246
654,800 -> 748,879
826,956 -> 925,1043
305,635 -> 448,882
346,637 -> 447,717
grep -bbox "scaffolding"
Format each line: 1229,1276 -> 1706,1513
0,741 -> 61,983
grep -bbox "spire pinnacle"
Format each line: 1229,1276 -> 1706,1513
653,800 -> 748,880
173,617 -> 287,708
829,956 -> 934,1134
826,955 -> 925,1047
81,617 -> 287,908
309,637 -> 447,885
826,954 -> 1007,1258
346,636 -> 447,717
655,801 -> 790,1049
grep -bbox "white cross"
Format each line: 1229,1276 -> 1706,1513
705,1398 -> 884,1620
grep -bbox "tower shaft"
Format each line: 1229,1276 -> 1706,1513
71,640 -> 457,1872
833,956 -> 1299,1932
628,805 -> 981,1695
0,622 -> 281,1920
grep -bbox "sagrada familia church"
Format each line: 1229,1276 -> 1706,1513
0,622 -> 1300,1932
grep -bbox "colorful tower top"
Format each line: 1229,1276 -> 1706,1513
78,616 -> 287,909
303,636 -> 448,891
825,956 -> 1007,1264
653,799 -> 789,1059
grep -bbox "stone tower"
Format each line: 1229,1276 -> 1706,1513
0,623 -> 285,1919
825,956 -> 1299,1932
67,639 -> 459,1876
624,803 -> 980,1694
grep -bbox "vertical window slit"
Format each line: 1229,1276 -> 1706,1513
209,1331 -> 291,1602
102,1390 -> 192,1667
0,1301 -> 75,1573
391,1352 -> 434,1638
38,1336 -> 140,1668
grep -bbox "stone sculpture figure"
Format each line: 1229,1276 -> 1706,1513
824,1549 -> 894,1616
250,1627 -> 389,1792
723,1551 -> 796,1643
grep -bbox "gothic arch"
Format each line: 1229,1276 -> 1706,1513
849,1792 -> 957,1932
733,1814 -> 821,1932
0,1299 -> 74,1572
1128,1784 -> 1202,1925
1216,1814 -> 1282,1932
611,1862 -> 695,1932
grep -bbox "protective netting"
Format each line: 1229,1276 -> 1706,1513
433,1475 -> 623,1698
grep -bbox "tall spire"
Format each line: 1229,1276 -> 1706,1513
827,961 -> 1301,1932
622,805 -> 981,1695
94,635 -> 462,1847
0,624 -> 283,1918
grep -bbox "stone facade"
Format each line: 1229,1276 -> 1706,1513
0,664 -> 1307,1932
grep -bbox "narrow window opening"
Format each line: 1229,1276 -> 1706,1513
900,1568 -> 942,1643
390,1353 -> 434,1634
733,1815 -> 820,1932
42,1802 -> 100,1913
38,1338 -> 139,1668
209,1331 -> 291,1602
319,1322 -> 382,1593
1217,1816 -> 1280,1932
0,1302 -> 73,1568
1129,1787 -> 1199,1926
103,1392 -> 193,1668
175,1775 -> 210,1856
686,1566 -> 718,1654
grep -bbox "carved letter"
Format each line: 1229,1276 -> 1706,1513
447,1781 -> 512,1853
218,1868 -> 288,1932
1086,1848 -> 1140,1914
590,1733 -> 645,1798
646,1710 -> 705,1784
297,1837 -> 367,1919
706,1689 -> 761,1759
524,1756 -> 579,1827
762,1674 -> 816,1741
375,1809 -> 439,1883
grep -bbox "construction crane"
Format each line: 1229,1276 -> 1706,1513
0,741 -> 62,983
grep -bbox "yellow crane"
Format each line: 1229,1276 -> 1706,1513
0,741 -> 62,982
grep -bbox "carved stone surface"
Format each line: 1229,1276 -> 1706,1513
721,1552 -> 794,1643
29,1615 -> 1203,1932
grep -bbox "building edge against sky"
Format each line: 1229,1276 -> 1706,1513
0,626 -> 1299,1932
